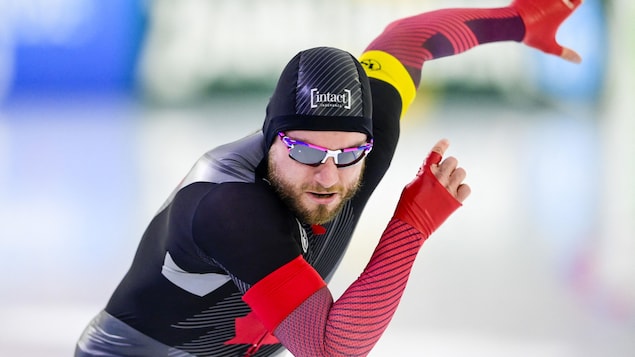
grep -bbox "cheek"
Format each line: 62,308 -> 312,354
271,150 -> 310,184
338,165 -> 363,185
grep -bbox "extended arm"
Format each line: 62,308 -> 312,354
361,0 -> 582,116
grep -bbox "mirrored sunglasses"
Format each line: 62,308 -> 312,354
278,132 -> 373,168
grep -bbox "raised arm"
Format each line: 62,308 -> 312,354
361,0 -> 583,116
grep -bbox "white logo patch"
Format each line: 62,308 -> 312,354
310,88 -> 351,109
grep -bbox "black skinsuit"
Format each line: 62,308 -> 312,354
75,79 -> 401,357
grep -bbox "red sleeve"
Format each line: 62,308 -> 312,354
243,220 -> 427,357
272,220 -> 427,356
364,7 -> 524,88
243,255 -> 326,331
248,149 -> 460,356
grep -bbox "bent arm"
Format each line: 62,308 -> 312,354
244,150 -> 461,356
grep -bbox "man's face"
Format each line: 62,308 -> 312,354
267,130 -> 368,225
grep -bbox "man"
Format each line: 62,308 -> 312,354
76,0 -> 582,356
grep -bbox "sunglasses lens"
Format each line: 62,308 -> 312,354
336,149 -> 367,167
289,146 -> 327,165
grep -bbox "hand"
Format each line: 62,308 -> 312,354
427,139 -> 471,203
392,139 -> 470,236
511,0 -> 583,63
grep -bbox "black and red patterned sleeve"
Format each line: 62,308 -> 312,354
239,6 -> 527,356
360,6 -> 524,117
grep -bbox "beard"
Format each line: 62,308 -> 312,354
267,157 -> 364,225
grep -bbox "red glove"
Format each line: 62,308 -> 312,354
511,0 -> 583,63
392,149 -> 462,237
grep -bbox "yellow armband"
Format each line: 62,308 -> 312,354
359,50 -> 416,119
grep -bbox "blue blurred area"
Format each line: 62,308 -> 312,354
5,0 -> 146,96
0,0 -> 147,277
2,0 -> 609,103
0,99 -> 139,263
532,0 -> 607,102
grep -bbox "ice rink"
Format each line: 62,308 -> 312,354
0,0 -> 633,356
1,89 -> 633,356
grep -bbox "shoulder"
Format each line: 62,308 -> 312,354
183,131 -> 267,187
361,50 -> 414,116
155,131 -> 267,214
194,180 -> 289,227
191,180 -> 303,284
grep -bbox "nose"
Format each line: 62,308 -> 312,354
314,158 -> 339,188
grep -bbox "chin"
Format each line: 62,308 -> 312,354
303,203 -> 342,225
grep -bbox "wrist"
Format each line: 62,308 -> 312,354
392,169 -> 461,237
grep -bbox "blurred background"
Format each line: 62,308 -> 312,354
0,0 -> 633,356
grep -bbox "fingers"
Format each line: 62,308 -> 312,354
456,183 -> 471,203
559,0 -> 583,64
436,156 -> 458,181
430,138 -> 449,157
436,159 -> 470,202
424,139 -> 471,202
561,47 -> 582,64
424,138 -> 449,169
448,166 -> 466,189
